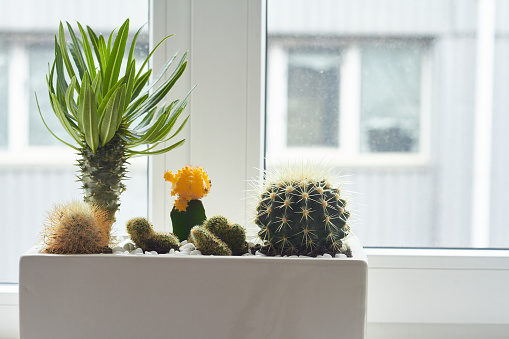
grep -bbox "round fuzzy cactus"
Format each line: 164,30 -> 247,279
202,216 -> 247,256
126,217 -> 180,253
255,165 -> 351,256
41,200 -> 112,254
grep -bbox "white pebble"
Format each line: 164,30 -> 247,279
112,246 -> 123,252
299,255 -> 310,258
134,248 -> 143,254
180,240 -> 188,245
145,251 -> 152,255
176,251 -> 189,256
255,251 -> 266,257
123,243 -> 135,251
289,255 -> 299,258
113,251 -> 124,255
323,253 -> 333,259
169,249 -> 175,254
190,250 -> 202,255
335,253 -> 347,259
150,251 -> 158,255
179,243 -> 196,252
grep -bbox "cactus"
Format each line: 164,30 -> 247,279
202,216 -> 247,256
189,226 -> 232,256
255,166 -> 351,257
126,217 -> 180,253
164,166 -> 211,240
41,200 -> 111,254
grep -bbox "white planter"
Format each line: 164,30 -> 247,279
19,236 -> 368,339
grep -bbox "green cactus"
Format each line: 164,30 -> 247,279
203,216 -> 247,256
126,217 -> 180,253
255,170 -> 351,257
170,199 -> 207,241
189,226 -> 232,256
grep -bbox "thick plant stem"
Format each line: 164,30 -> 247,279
170,199 -> 206,241
78,135 -> 127,221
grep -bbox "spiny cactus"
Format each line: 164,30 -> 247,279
41,200 -> 112,254
189,226 -> 232,256
255,166 -> 351,257
126,217 -> 180,253
202,216 -> 247,256
164,166 -> 211,240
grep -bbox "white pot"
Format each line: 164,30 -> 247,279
19,235 -> 368,339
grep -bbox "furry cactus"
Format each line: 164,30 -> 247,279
255,165 -> 351,257
189,226 -> 232,256
188,215 -> 247,256
41,200 -> 111,254
202,216 -> 247,256
126,217 -> 180,253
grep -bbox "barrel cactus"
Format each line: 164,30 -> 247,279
255,166 -> 351,257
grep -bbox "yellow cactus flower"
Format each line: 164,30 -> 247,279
164,166 -> 211,211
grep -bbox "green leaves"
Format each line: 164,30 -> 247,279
38,18 -> 192,159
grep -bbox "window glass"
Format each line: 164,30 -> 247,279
267,0 -> 509,248
0,1 -> 149,283
360,41 -> 424,153
0,43 -> 7,148
29,42 -> 65,145
287,50 -> 341,148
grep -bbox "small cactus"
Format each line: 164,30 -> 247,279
255,165 -> 351,257
189,226 -> 232,256
41,200 -> 112,254
126,217 -> 180,253
164,166 -> 211,240
202,216 -> 247,256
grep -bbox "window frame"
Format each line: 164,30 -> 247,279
150,0 -> 509,337
1,1 -> 508,337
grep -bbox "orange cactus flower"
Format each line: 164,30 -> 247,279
164,166 -> 211,211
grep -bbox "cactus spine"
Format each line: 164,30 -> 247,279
255,166 -> 351,256
126,217 -> 180,253
41,201 -> 111,254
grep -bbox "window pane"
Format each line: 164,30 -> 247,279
0,43 -> 7,149
287,50 -> 340,147
360,41 -> 424,153
266,0 -> 509,249
0,1 -> 149,283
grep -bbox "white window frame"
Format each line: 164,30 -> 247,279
149,1 -> 509,338
1,1 -> 508,338
265,38 -> 431,168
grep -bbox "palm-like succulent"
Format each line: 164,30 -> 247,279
38,18 -> 192,220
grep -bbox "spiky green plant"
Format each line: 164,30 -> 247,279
202,216 -> 247,256
189,226 -> 232,256
37,18 -> 193,219
255,165 -> 351,256
126,217 -> 180,253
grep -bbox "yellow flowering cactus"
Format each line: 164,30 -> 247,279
164,165 -> 211,211
164,165 -> 211,241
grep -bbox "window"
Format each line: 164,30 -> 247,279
266,37 -> 429,165
152,1 -> 509,338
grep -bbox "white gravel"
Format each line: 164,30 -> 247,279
112,236 -> 349,258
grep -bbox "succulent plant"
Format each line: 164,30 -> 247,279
202,216 -> 247,256
189,226 -> 232,256
164,166 -> 211,240
126,217 -> 179,253
255,166 -> 351,256
38,18 -> 193,221
188,215 -> 247,256
41,200 -> 111,254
